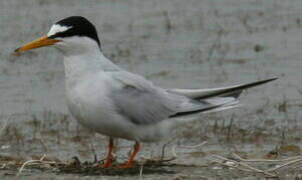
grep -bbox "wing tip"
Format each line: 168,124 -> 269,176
258,77 -> 278,84
244,77 -> 278,89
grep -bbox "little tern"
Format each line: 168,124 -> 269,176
15,16 -> 277,168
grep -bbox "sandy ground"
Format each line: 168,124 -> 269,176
1,0 -> 302,179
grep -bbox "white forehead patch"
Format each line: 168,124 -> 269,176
47,24 -> 72,37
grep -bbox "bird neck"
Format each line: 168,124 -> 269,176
63,48 -> 120,81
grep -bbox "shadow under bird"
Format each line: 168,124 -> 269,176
15,16 -> 277,168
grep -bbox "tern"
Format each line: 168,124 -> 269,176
15,16 -> 276,168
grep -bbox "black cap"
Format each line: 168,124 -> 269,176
49,16 -> 101,47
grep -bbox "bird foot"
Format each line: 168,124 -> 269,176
115,162 -> 134,169
96,161 -> 113,168
101,163 -> 112,168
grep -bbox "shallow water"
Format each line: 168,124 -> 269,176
0,0 -> 302,179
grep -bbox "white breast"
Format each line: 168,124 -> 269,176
65,72 -> 138,140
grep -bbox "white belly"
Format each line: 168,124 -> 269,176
67,96 -> 175,142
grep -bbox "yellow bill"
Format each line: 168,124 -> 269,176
15,35 -> 60,53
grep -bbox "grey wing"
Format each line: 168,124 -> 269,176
109,72 -> 221,125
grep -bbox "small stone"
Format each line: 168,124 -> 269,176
254,44 -> 264,52
295,174 -> 302,180
225,161 -> 236,166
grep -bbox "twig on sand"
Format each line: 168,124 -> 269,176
139,163 -> 144,180
142,141 -> 207,165
0,115 -> 11,136
171,141 -> 207,158
232,153 -> 302,163
212,154 -> 275,177
178,141 -> 207,149
266,157 -> 302,172
17,154 -> 56,176
0,164 -> 6,169
211,153 -> 302,178
232,152 -> 302,172
161,139 -> 175,160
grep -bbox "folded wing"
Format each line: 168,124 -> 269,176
110,72 -> 277,125
110,72 -> 231,125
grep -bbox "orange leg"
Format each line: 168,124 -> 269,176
117,141 -> 140,168
101,138 -> 114,168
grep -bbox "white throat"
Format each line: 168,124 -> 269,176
57,36 -> 120,84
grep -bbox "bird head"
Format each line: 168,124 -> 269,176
15,16 -> 101,54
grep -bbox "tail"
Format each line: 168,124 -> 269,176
167,77 -> 277,117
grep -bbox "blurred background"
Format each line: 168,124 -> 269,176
0,0 -> 302,178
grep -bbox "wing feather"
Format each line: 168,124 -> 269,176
109,72 -> 214,125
